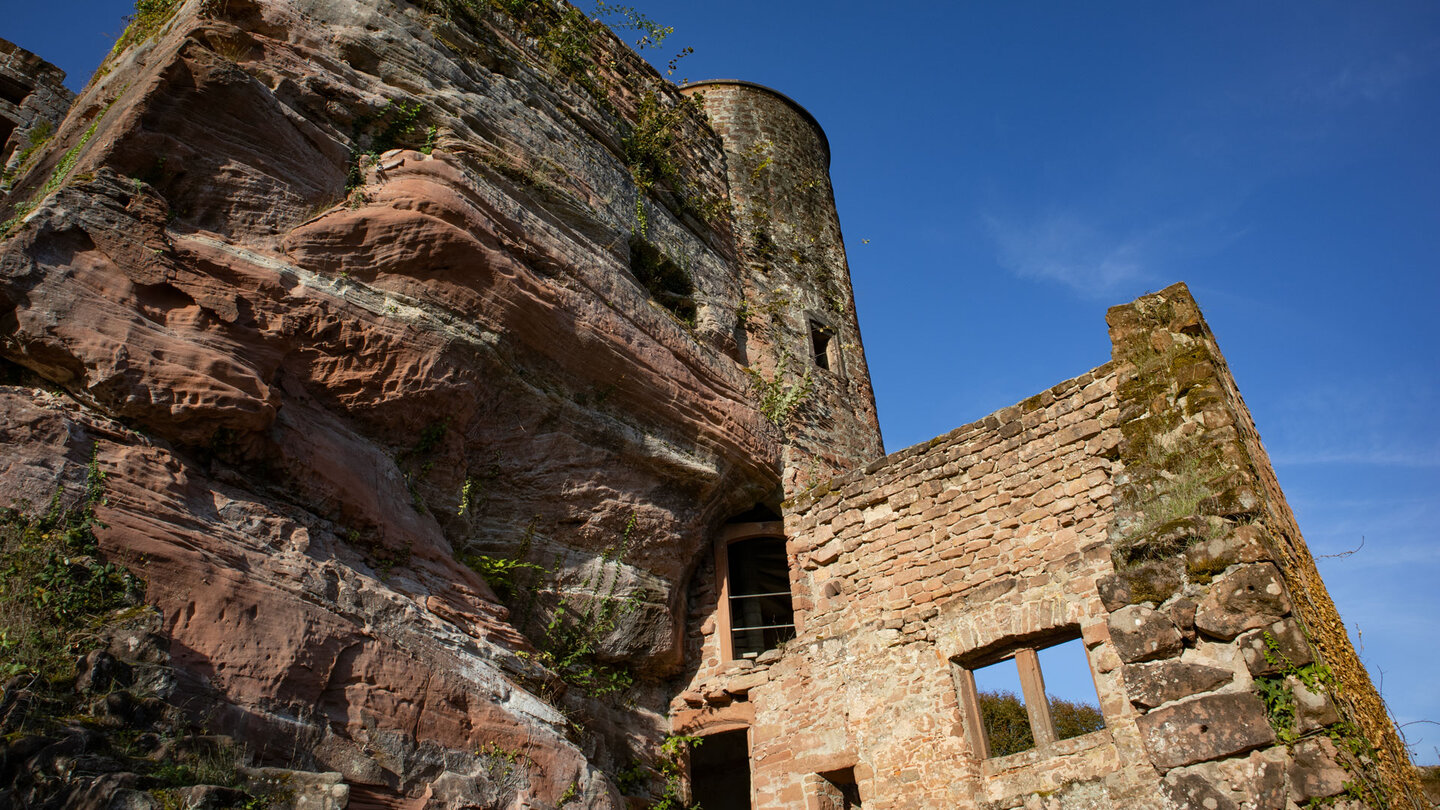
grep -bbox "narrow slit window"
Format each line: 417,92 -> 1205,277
809,320 -> 835,371
727,537 -> 796,658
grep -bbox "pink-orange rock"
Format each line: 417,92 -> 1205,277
0,0 -> 794,804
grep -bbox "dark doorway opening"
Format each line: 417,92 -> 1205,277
690,729 -> 751,810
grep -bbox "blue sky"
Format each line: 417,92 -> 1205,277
6,1 -> 1438,764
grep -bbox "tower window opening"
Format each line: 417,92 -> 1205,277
726,536 -> 796,658
809,320 -> 835,371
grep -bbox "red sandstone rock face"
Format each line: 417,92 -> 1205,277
0,0 -> 790,803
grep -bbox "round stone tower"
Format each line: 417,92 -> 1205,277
682,80 -> 883,495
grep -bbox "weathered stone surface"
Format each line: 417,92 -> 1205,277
1097,573 -> 1132,611
1292,677 -> 1341,734
1135,692 -> 1276,771
1121,558 -> 1184,605
1185,524 -> 1271,576
1119,515 -> 1220,566
1236,618 -> 1313,676
1195,563 -> 1292,640
1224,750 -> 1287,810
1123,660 -> 1233,709
0,0 -> 812,799
167,785 -> 251,810
1289,737 -> 1347,801
240,768 -> 348,810
1165,596 -> 1198,642
1108,604 -> 1184,663
726,670 -> 771,695
1161,770 -> 1238,810
74,650 -> 132,693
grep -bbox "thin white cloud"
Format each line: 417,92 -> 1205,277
1303,51 -> 1434,108
1272,446 -> 1440,468
983,212 -> 1153,295
1263,379 -> 1440,470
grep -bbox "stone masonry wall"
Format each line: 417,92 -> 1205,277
673,365 -> 1175,807
683,81 -> 883,495
670,284 -> 1423,810
0,38 -> 74,187
1102,283 -> 1425,809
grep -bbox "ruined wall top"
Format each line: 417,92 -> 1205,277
0,37 -> 74,185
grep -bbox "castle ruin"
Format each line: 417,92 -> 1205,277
0,2 -> 1424,808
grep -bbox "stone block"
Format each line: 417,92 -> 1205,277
703,688 -> 731,705
1123,660 -> 1233,709
1195,563 -> 1292,640
726,670 -> 770,695
1108,604 -> 1184,664
1121,559 -> 1184,606
1161,770 -> 1238,810
1097,574 -> 1131,611
1118,515 -> 1218,566
1199,473 -> 1263,519
1185,526 -> 1271,579
241,767 -> 348,810
1289,737 -> 1347,801
1292,677 -> 1341,734
1165,597 -> 1198,642
1236,618 -> 1313,676
1135,692 -> 1276,771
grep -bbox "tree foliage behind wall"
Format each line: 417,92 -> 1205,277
978,690 -> 1105,757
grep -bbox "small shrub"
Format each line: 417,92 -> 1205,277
113,0 -> 182,54
745,356 -> 813,429
0,449 -> 141,681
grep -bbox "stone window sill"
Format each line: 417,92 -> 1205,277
979,727 -> 1115,778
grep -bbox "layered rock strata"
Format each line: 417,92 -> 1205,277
0,0 -> 878,805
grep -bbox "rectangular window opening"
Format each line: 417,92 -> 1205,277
816,767 -> 862,809
809,320 -> 835,371
972,657 -> 1035,757
727,536 -> 796,658
955,631 -> 1105,759
1038,637 -> 1106,742
0,75 -> 33,107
